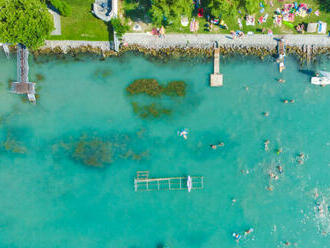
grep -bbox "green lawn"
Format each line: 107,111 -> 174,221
48,0 -> 329,41
48,0 -> 110,41
122,0 -> 329,35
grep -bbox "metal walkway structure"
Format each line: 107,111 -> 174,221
134,171 -> 204,192
10,44 -> 36,103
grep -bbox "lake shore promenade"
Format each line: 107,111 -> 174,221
44,34 -> 330,52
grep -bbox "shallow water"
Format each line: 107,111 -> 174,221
0,52 -> 329,248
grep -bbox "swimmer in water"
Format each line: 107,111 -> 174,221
232,233 -> 241,243
218,142 -> 225,147
267,186 -> 273,191
264,140 -> 270,151
210,144 -> 217,150
290,99 -> 295,103
283,99 -> 289,103
269,173 -> 279,180
277,148 -> 282,155
284,241 -> 291,246
232,198 -> 237,205
278,78 -> 285,83
178,129 -> 188,140
244,228 -> 254,235
263,112 -> 269,116
277,165 -> 283,174
299,153 -> 305,159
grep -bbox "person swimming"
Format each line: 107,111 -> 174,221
232,232 -> 241,242
178,129 -> 188,139
277,165 -> 283,174
269,173 -> 279,180
263,112 -> 269,116
276,148 -> 282,155
299,153 -> 305,159
218,142 -> 225,147
264,140 -> 270,151
210,144 -> 217,150
278,78 -> 285,83
244,228 -> 254,235
267,186 -> 273,191
283,100 -> 289,104
290,99 -> 295,103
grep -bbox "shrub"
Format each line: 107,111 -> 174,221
111,18 -> 129,38
47,0 -> 72,17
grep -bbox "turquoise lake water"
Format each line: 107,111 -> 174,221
0,52 -> 329,248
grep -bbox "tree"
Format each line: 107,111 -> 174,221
111,18 -> 129,39
207,0 -> 238,18
150,0 -> 193,26
0,0 -> 54,49
244,0 -> 259,14
47,0 -> 72,17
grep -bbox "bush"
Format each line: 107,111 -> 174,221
111,18 -> 129,38
48,0 -> 72,17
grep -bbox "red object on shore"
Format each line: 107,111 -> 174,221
198,8 -> 203,17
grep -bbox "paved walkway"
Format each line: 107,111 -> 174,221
44,40 -> 111,52
48,9 -> 61,36
122,33 -> 330,48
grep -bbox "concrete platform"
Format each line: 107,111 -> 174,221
210,74 -> 223,87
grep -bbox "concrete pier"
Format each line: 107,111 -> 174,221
210,45 -> 223,87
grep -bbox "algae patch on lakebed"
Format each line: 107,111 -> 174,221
126,79 -> 186,119
52,133 -> 149,168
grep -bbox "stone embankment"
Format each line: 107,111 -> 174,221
36,34 -> 330,59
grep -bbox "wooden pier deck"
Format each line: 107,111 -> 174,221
10,44 -> 36,103
210,44 -> 223,87
134,171 -> 204,192
277,39 -> 286,73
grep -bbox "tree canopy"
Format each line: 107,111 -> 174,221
207,0 -> 238,18
150,0 -> 193,26
244,0 -> 259,14
0,0 -> 54,49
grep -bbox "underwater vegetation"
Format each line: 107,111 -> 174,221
126,79 -> 186,97
52,133 -> 148,168
35,74 -> 45,81
127,79 -> 186,119
72,136 -> 112,167
132,102 -> 171,119
93,68 -> 112,79
1,134 -> 27,154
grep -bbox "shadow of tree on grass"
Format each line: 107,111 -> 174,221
316,0 -> 330,12
123,0 -> 152,23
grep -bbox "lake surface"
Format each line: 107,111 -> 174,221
0,52 -> 329,248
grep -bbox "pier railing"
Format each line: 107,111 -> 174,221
134,171 -> 204,192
